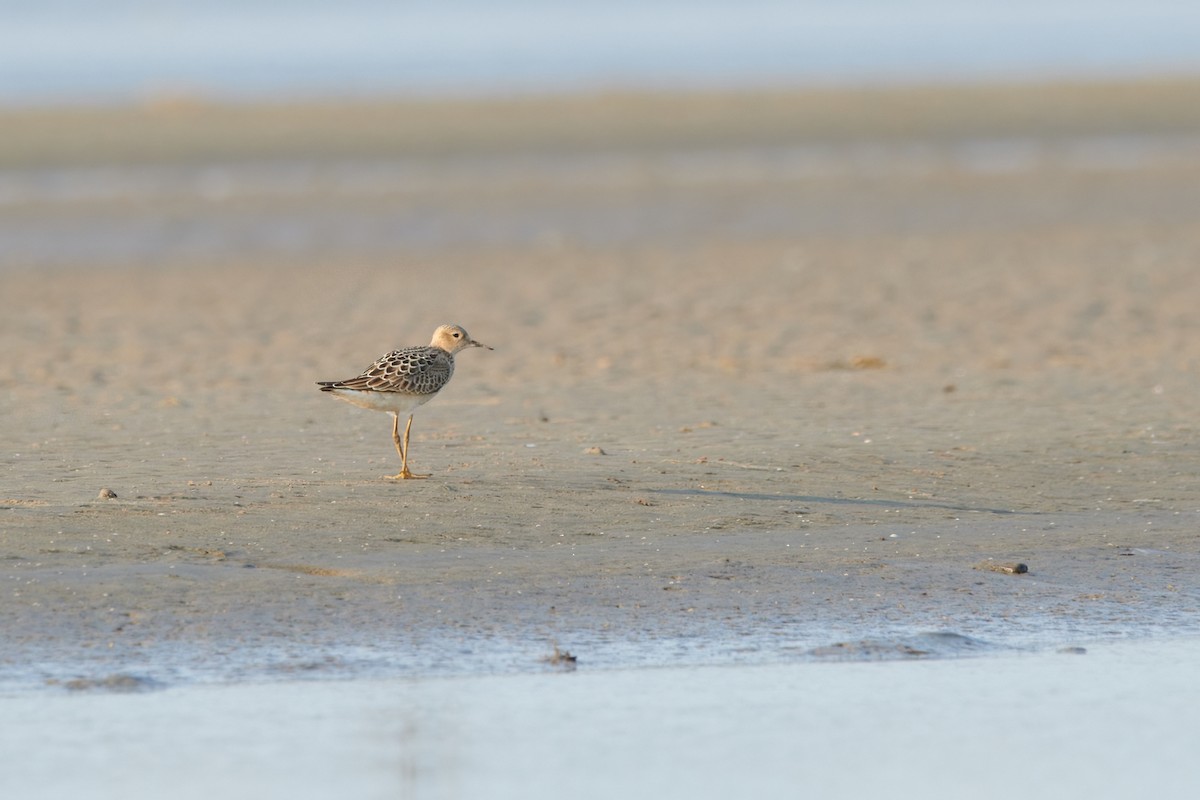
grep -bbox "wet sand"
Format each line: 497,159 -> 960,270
3,79 -> 1200,687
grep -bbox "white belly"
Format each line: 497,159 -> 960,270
325,388 -> 433,415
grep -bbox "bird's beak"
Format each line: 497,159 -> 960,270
471,338 -> 494,351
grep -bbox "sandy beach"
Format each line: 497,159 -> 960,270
3,79 -> 1200,688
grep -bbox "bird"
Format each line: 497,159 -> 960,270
317,324 -> 492,479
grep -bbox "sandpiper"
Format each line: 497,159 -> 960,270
317,324 -> 491,479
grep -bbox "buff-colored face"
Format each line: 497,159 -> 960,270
431,324 -> 492,354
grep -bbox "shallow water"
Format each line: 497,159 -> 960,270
3,636 -> 1198,800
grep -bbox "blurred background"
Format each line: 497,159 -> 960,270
3,0 -> 1200,103
2,1 -> 1200,271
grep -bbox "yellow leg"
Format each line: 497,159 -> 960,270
387,413 -> 428,480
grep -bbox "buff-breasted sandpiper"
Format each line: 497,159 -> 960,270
317,324 -> 492,479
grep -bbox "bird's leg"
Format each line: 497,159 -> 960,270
390,413 -> 405,460
401,414 -> 429,479
388,413 -> 428,480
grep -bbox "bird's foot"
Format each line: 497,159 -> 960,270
386,468 -> 429,480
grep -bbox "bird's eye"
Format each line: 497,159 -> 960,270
453,332 -> 460,338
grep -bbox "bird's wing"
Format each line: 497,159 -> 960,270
320,347 -> 451,394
